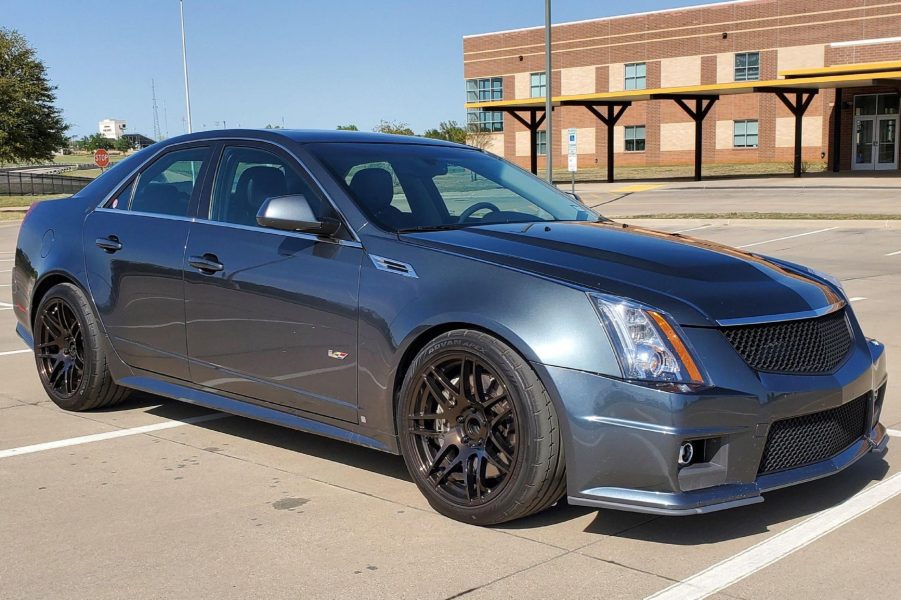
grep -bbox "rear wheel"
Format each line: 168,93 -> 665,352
398,330 -> 565,525
33,283 -> 130,411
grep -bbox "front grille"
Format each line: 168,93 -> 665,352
758,394 -> 869,475
723,309 -> 852,374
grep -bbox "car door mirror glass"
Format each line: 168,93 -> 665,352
256,194 -> 340,236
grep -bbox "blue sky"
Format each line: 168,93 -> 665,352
6,0 -> 715,138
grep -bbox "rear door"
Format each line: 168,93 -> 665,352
183,142 -> 362,422
82,144 -> 211,380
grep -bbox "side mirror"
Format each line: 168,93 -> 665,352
256,194 -> 341,236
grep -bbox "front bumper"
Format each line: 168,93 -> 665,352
536,330 -> 889,516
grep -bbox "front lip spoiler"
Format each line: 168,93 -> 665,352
568,423 -> 889,516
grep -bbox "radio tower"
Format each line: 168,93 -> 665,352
151,79 -> 162,141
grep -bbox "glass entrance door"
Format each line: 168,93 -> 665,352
852,94 -> 899,171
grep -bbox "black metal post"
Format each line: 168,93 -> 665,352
774,90 -> 816,178
584,102 -> 630,183
832,88 -> 843,173
669,96 -> 717,181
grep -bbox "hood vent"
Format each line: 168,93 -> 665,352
369,255 -> 418,278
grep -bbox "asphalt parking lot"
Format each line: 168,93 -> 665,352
1,207 -> 900,599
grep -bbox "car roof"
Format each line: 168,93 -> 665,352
159,128 -> 465,147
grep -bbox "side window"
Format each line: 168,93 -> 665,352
128,147 -> 208,216
209,146 -> 323,227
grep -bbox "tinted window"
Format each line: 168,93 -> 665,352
209,146 -> 322,227
309,143 -> 599,232
129,147 -> 207,216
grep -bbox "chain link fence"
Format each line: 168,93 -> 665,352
0,169 -> 93,196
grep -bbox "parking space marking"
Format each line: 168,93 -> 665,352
848,297 -> 868,302
886,250 -> 901,257
0,349 -> 30,357
737,227 -> 839,249
888,429 -> 901,438
0,413 -> 229,459
645,472 -> 901,600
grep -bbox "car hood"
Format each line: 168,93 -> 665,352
401,221 -> 843,327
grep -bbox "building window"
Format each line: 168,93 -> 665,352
625,63 -> 647,90
733,120 -> 759,148
466,110 -> 504,133
466,77 -> 503,102
537,130 -> 548,155
466,77 -> 504,132
530,72 -> 547,98
624,125 -> 646,152
734,52 -> 760,81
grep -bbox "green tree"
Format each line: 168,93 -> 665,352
264,123 -> 283,129
0,29 -> 68,165
373,119 -> 415,136
336,124 -> 359,131
81,133 -> 115,152
423,120 -> 467,144
114,136 -> 133,153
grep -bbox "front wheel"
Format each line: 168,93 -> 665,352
397,330 -> 565,525
33,283 -> 130,411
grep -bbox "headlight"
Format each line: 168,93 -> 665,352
590,293 -> 705,384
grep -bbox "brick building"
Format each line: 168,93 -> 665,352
463,0 -> 901,175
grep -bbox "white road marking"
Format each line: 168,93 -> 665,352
848,297 -> 868,302
888,429 -> 901,438
0,269 -> 11,273
672,224 -> 713,234
0,259 -> 13,262
0,302 -> 12,307
737,227 -> 839,249
645,472 -> 901,600
886,250 -> 901,257
0,413 -> 229,459
0,349 -> 30,357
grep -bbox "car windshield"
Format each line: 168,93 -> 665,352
307,142 -> 600,232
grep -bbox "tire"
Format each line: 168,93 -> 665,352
33,283 -> 130,411
397,329 -> 565,525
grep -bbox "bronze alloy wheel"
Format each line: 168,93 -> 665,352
406,351 -> 519,505
36,297 -> 85,398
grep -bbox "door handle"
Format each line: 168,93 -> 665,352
95,236 -> 122,253
188,254 -> 224,274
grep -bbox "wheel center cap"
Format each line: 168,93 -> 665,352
464,414 -> 486,441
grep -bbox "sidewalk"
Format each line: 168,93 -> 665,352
572,174 -> 901,218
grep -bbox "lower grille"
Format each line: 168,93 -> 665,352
758,394 -> 869,475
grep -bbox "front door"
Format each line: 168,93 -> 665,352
852,94 -> 900,171
82,144 -> 211,381
183,143 -> 361,422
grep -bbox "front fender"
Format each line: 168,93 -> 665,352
355,238 -> 621,442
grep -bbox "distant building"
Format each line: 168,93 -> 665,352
99,119 -> 128,140
121,133 -> 157,150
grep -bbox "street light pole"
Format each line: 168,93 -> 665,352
544,0 -> 553,183
179,0 -> 194,133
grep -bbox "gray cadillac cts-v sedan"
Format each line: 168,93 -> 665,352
12,130 -> 888,524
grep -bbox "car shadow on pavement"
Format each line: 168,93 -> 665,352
587,454 -> 890,544
136,396 -> 412,483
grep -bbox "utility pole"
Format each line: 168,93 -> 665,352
151,79 -> 162,141
544,0 -> 553,183
179,0 -> 193,133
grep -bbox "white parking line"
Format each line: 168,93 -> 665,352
888,429 -> 901,438
886,250 -> 901,257
737,227 -> 839,249
646,472 -> 901,600
0,413 -> 229,459
672,224 -> 713,234
848,297 -> 867,302
0,349 -> 30,357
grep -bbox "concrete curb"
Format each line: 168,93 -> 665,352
621,218 -> 901,229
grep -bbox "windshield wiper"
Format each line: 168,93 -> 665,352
396,223 -> 476,233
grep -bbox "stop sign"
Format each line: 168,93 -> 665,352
94,149 -> 110,168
